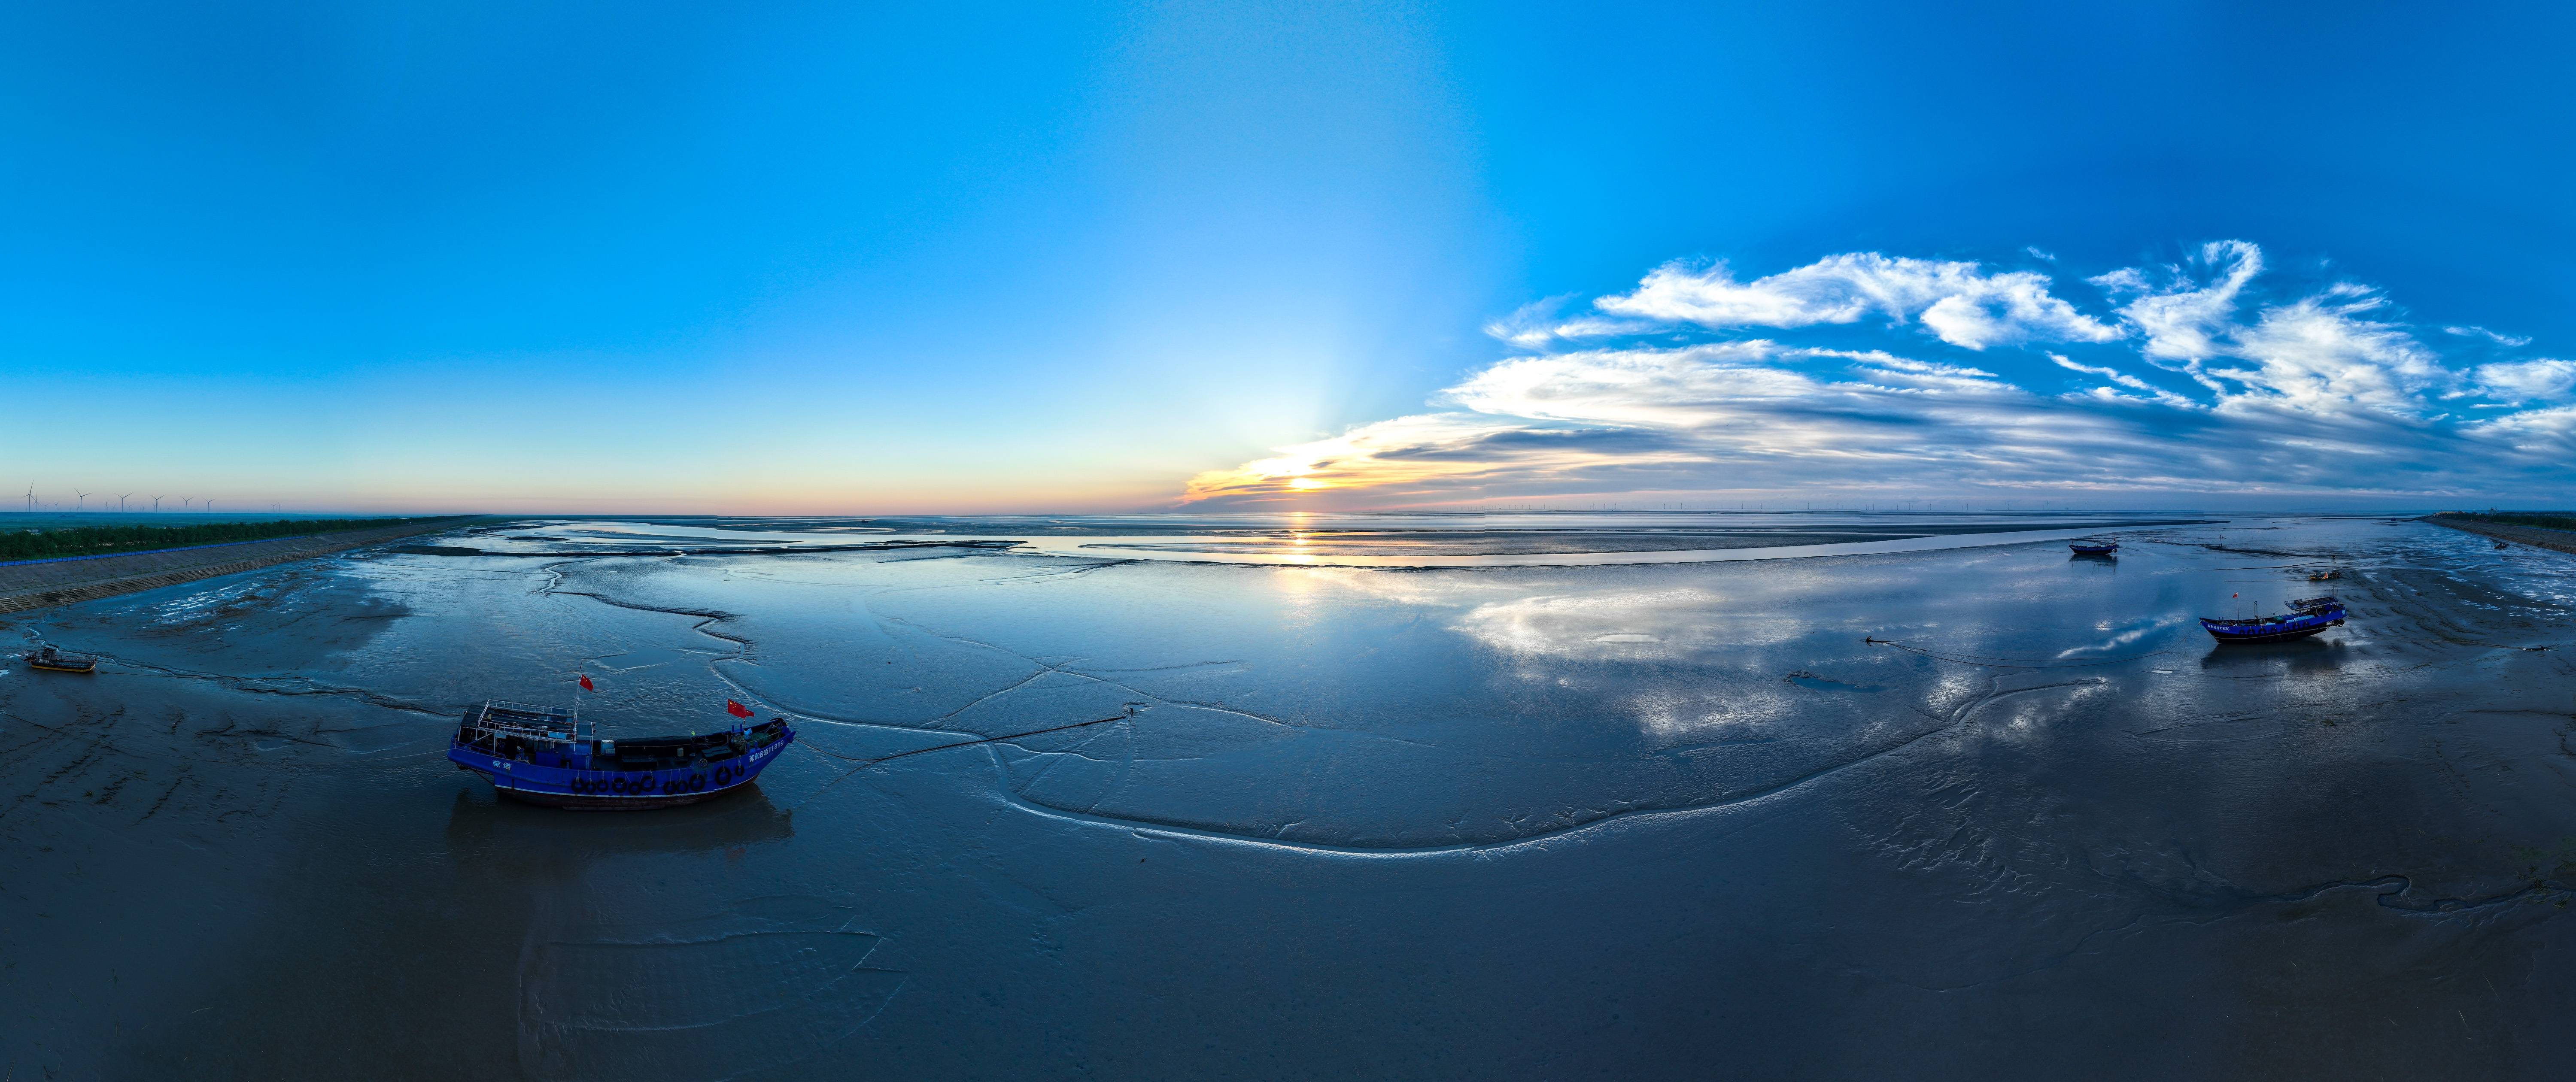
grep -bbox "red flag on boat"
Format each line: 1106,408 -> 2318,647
726,699 -> 753,718
579,674 -> 594,691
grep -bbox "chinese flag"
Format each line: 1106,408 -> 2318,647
580,675 -> 595,691
727,700 -> 753,718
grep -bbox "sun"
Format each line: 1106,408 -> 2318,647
1287,477 -> 1329,491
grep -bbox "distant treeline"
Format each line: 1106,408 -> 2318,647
2437,511 -> 2576,533
0,517 -> 441,561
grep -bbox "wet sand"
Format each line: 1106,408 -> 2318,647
2430,515 -> 2576,556
0,519 -> 468,613
4,516 -> 2574,1079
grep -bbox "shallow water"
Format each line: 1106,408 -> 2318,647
5,515 -> 2575,1078
446,511 -> 2212,567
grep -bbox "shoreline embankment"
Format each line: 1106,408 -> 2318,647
2422,515 -> 2576,556
0,518 -> 476,614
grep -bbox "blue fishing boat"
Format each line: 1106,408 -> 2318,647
447,700 -> 795,809
2069,539 -> 2118,555
2201,595 -> 2345,644
21,645 -> 97,673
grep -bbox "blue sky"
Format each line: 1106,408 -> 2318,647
4,2 -> 2572,512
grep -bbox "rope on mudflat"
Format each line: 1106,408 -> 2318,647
2425,637 -> 2555,653
797,709 -> 1136,770
1863,636 -> 2171,669
787,710 -> 1139,810
0,710 -> 444,770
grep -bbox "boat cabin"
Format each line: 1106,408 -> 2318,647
452,700 -> 788,773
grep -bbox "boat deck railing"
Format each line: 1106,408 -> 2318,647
467,699 -> 586,743
484,699 -> 575,720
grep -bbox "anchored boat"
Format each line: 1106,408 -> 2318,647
2201,596 -> 2345,644
2069,539 -> 2119,555
21,646 -> 97,673
448,700 -> 795,809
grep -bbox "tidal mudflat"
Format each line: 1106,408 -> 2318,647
5,515 -> 2574,1079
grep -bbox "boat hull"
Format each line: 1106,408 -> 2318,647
2195,621 -> 2339,639
2201,617 -> 2342,644
495,783 -> 743,811
2069,545 -> 2117,555
447,732 -> 795,811
27,660 -> 96,673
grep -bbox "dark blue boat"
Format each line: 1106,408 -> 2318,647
2069,540 -> 2118,555
21,645 -> 97,673
447,700 -> 795,809
2201,595 -> 2345,644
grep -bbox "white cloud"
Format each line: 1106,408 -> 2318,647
1182,241 -> 2573,506
2091,245 -> 2452,418
1482,299 -> 1566,350
2470,403 -> 2576,458
2447,325 -> 2534,347
2208,290 -> 2445,417
2474,358 -> 2576,402
2049,354 -> 2199,409
2091,240 -> 2263,363
1592,253 -> 2120,350
1444,342 -> 1809,429
1188,345 -> 2226,502
1482,297 -> 1660,350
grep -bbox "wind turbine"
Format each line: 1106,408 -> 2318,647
21,482 -> 31,513
118,493 -> 132,511
74,489 -> 90,512
152,496 -> 163,512
183,498 -> 193,512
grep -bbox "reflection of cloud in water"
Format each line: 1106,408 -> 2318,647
1453,588 -> 1807,661
1982,677 -> 2110,743
1626,685 -> 1793,736
2054,616 -> 2186,659
1446,586 -> 1830,737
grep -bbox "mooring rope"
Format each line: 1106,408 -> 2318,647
1862,636 -> 2172,669
796,710 -> 1135,770
787,710 -> 1139,810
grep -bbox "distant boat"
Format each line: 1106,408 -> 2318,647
2305,567 -> 2342,581
2069,539 -> 2118,555
2202,596 -> 2345,644
448,700 -> 795,809
21,646 -> 97,673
